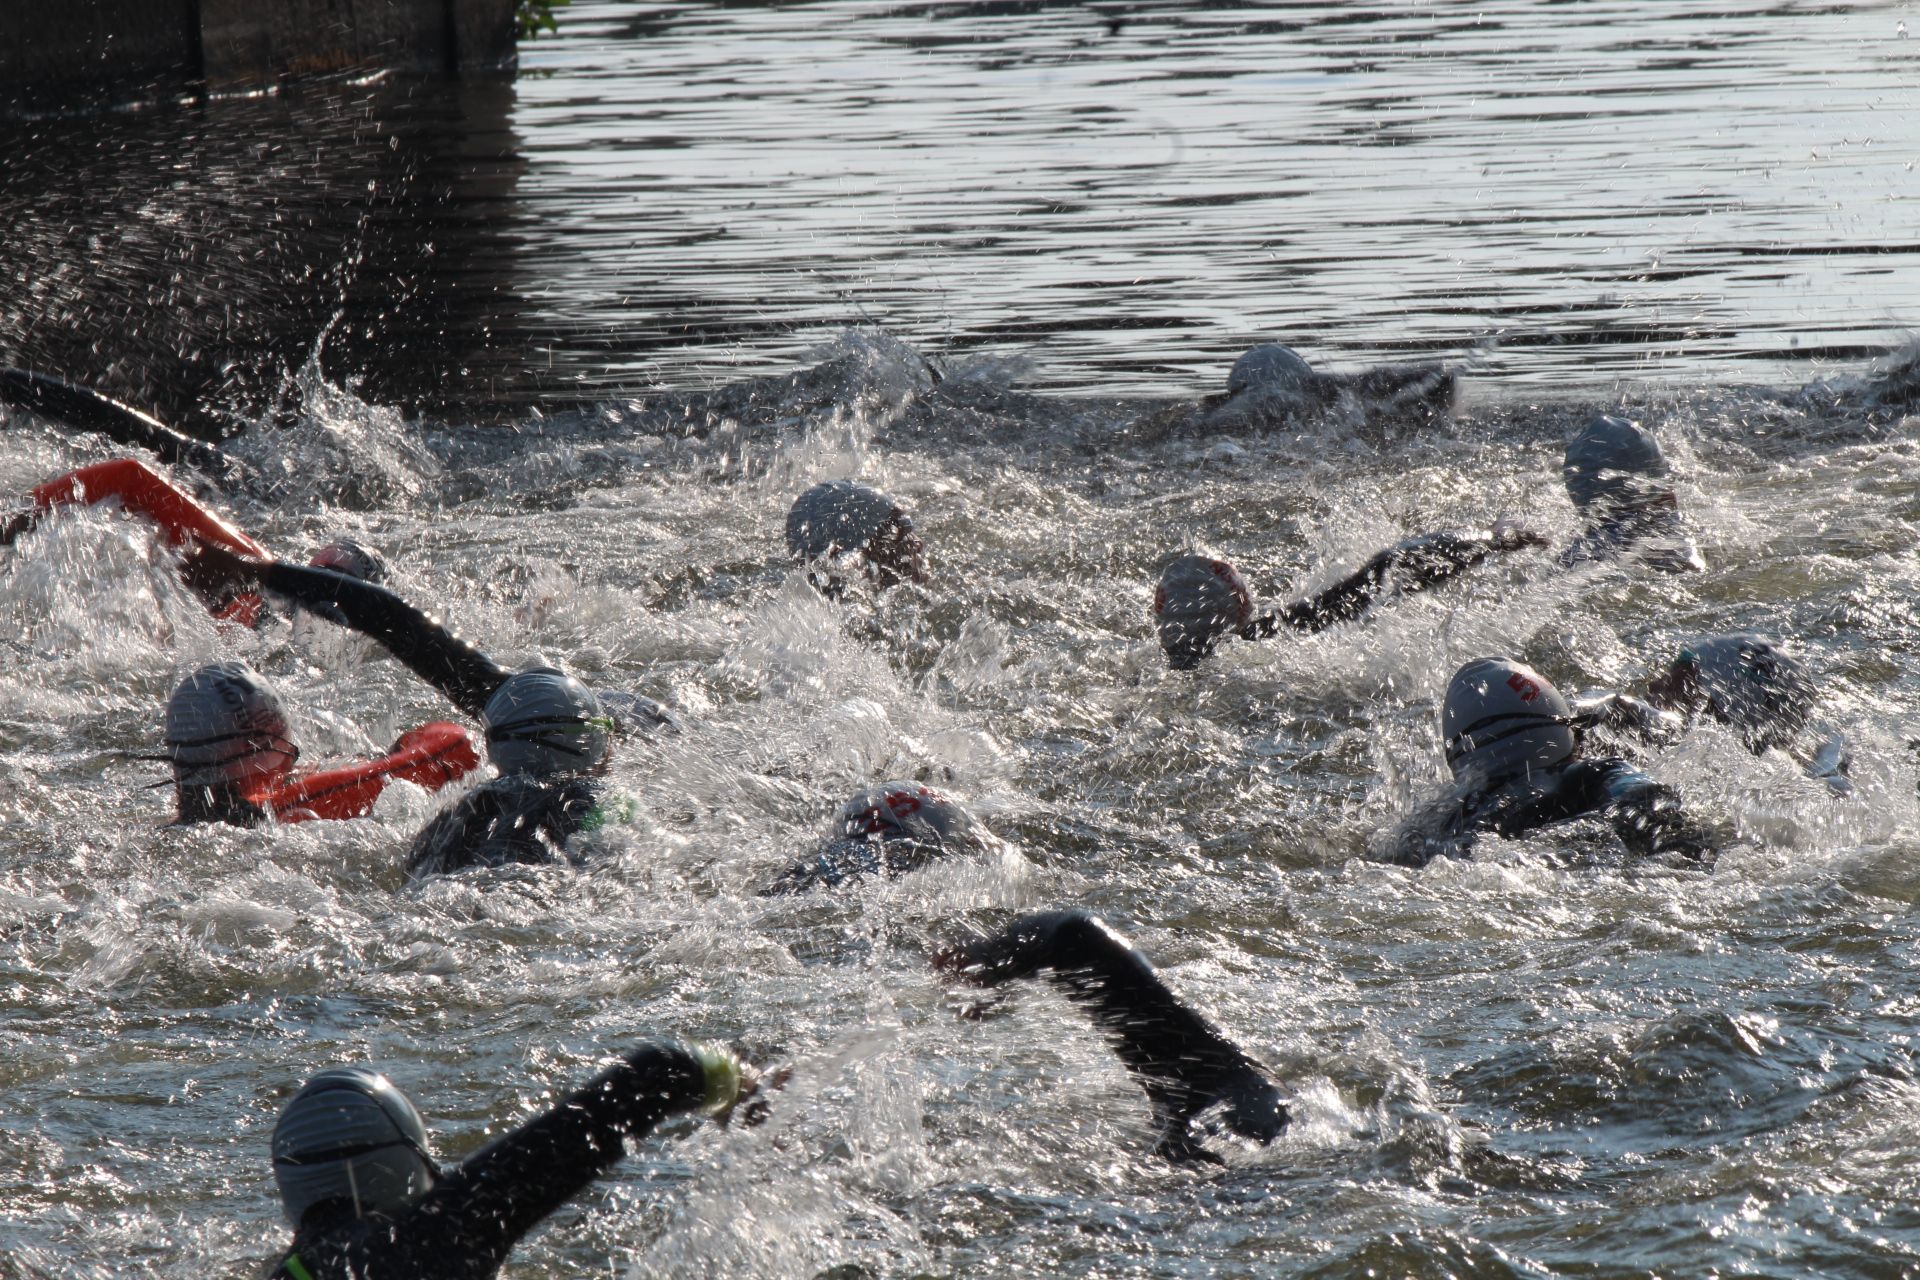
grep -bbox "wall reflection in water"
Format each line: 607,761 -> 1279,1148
0,74 -> 531,435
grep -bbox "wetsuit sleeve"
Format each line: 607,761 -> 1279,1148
937,910 -> 1287,1161
262,562 -> 511,718
411,1043 -> 710,1267
1490,760 -> 1713,862
0,367 -> 246,483
1251,529 -> 1522,637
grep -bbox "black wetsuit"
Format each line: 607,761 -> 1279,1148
268,1043 -> 709,1280
938,909 -> 1288,1164
1247,530 -> 1519,639
405,774 -> 611,881
1559,507 -> 1704,574
172,785 -> 267,829
1388,757 -> 1713,869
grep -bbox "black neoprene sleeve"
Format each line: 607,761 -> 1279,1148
263,562 -> 512,718
1261,530 -> 1500,636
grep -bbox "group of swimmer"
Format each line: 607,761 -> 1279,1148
0,346 -> 1865,1275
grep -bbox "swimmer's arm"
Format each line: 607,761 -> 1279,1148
1569,693 -> 1683,745
1257,527 -> 1543,637
1596,763 -> 1716,862
937,910 -> 1287,1154
400,1043 -> 731,1269
1796,729 -> 1854,797
0,367 -> 246,483
260,562 -> 511,718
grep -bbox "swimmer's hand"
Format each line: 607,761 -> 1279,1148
1490,517 -> 1550,551
688,1042 -> 787,1128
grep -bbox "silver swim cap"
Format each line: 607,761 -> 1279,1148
785,480 -> 904,562
308,538 -> 390,584
1227,344 -> 1314,397
1678,633 -> 1815,753
482,667 -> 612,778
1442,657 -> 1577,786
272,1066 -> 436,1225
164,662 -> 296,788
1563,414 -> 1669,514
1153,554 -> 1253,669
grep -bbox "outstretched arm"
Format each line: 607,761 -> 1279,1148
422,1043 -> 736,1268
0,367 -> 246,484
260,562 -> 513,718
1250,526 -> 1543,638
937,910 -> 1287,1162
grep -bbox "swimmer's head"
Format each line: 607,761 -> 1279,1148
1442,657 -> 1577,787
482,667 -> 613,778
296,538 -> 392,633
1153,554 -> 1253,670
1563,414 -> 1674,519
1227,344 -> 1314,397
164,661 -> 297,793
1650,633 -> 1815,754
836,781 -> 981,855
785,480 -> 926,589
273,1066 -> 437,1226
308,538 -> 389,584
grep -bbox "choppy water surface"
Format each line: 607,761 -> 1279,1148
3,3 -> 1920,1278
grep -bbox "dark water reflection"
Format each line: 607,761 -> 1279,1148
2,0 -> 1915,413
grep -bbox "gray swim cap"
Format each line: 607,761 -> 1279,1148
1563,414 -> 1669,513
1677,633 -> 1815,753
1227,344 -> 1315,397
308,538 -> 389,584
837,781 -> 981,851
1442,657 -> 1577,786
1153,554 -> 1253,669
482,667 -> 612,778
164,662 -> 296,788
272,1066 -> 436,1225
785,480 -> 904,562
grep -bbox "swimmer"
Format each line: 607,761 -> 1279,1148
2,456 -> 391,628
1640,633 -> 1852,794
162,661 -> 479,826
1383,657 -> 1716,868
1153,522 -> 1546,670
267,1040 -> 756,1280
1559,414 -> 1704,573
182,548 -> 671,876
785,479 -> 926,595
403,667 -> 626,881
1194,342 -> 1458,431
761,781 -> 984,894
936,909 -> 1289,1165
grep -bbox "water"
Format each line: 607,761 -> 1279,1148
3,2 -> 1920,1276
